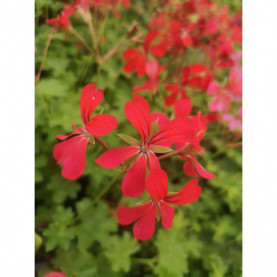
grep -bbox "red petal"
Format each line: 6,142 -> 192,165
95,146 -> 139,168
56,128 -> 82,140
147,151 -> 161,170
85,114 -> 118,136
133,204 -> 157,240
80,84 -> 103,125
133,81 -> 153,94
160,202 -> 175,229
146,169 -> 168,201
189,64 -> 207,74
164,84 -> 179,106
122,48 -> 140,59
216,59 -> 234,68
174,98 -> 193,117
170,21 -> 181,33
150,118 -> 200,150
146,59 -> 159,82
136,56 -> 146,77
149,43 -> 167,57
122,154 -> 147,198
194,160 -> 216,179
187,77 -> 202,88
182,67 -> 190,82
144,30 -> 159,52
165,179 -> 202,205
123,59 -> 138,73
151,112 -> 170,127
53,136 -> 88,180
183,160 -> 198,177
117,202 -> 153,225
124,95 -> 152,143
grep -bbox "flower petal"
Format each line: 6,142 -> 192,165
117,202 -> 153,225
122,153 -> 147,197
44,272 -> 66,277
85,114 -> 118,136
95,146 -> 140,168
160,202 -> 175,229
80,84 -> 103,125
122,48 -> 141,59
133,204 -> 157,240
151,112 -> 170,127
124,95 -> 152,143
144,30 -> 159,52
174,98 -> 193,117
147,151 -> 161,170
53,136 -> 88,180
194,160 -> 216,179
146,169 -> 168,201
189,63 -> 207,74
183,159 -> 198,177
165,179 -> 202,205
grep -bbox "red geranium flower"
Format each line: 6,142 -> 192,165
117,169 -> 202,240
95,95 -> 199,197
133,59 -> 166,94
53,84 -> 118,180
45,6 -> 75,29
164,63 -> 209,106
122,30 -> 167,77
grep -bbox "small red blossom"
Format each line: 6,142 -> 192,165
122,30 -> 167,77
45,6 -> 75,29
53,84 -> 118,180
133,59 -> 166,94
95,95 -> 199,197
117,169 -> 202,240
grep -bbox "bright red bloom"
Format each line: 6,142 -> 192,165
53,84 -> 118,180
45,6 -> 75,29
117,169 -> 202,240
164,63 -> 208,106
133,59 -> 166,94
95,95 -> 199,197
122,30 -> 167,77
44,272 -> 66,277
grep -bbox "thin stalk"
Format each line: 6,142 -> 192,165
95,136 -> 110,150
93,172 -> 123,204
158,144 -> 191,161
67,26 -> 95,55
35,27 -> 55,84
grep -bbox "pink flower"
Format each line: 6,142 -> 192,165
53,84 -> 118,180
117,169 -> 202,240
95,95 -> 199,197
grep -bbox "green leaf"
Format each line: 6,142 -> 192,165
151,145 -> 173,153
35,232 -> 43,253
117,134 -> 140,146
53,244 -> 97,277
46,175 -> 81,204
43,206 -> 75,251
73,199 -> 117,251
105,232 -> 140,272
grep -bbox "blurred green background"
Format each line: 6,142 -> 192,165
35,0 -> 242,276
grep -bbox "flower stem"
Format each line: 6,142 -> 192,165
35,27 -> 55,84
93,171 -> 123,204
67,26 -> 95,56
158,143 -> 191,160
95,136 -> 110,150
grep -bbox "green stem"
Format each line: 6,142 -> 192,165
93,172 -> 123,204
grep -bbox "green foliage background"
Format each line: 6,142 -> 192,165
35,0 -> 242,276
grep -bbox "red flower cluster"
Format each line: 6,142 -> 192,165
122,0 -> 242,132
51,0 -> 241,241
